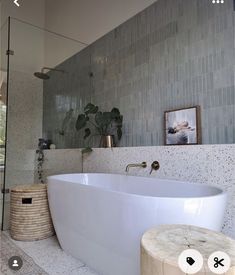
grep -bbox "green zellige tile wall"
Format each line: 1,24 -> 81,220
43,0 -> 235,148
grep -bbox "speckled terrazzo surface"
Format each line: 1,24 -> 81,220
1,232 -> 99,275
0,231 -> 48,275
83,144 -> 235,239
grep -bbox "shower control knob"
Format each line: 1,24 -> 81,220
150,161 -> 160,174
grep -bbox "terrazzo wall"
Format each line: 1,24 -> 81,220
5,71 -> 43,187
43,0 -> 235,148
2,71 -> 43,229
83,144 -> 235,239
35,149 -> 82,183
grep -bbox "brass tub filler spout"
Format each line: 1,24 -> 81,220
125,162 -> 147,172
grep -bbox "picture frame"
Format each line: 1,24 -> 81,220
164,106 -> 201,145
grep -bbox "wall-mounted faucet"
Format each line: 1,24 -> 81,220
150,161 -> 160,174
125,162 -> 147,172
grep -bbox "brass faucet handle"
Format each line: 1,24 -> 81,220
142,162 -> 147,168
150,161 -> 160,174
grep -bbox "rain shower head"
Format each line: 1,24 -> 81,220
34,72 -> 50,80
34,67 -> 65,80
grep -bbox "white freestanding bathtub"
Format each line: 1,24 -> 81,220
47,173 -> 227,275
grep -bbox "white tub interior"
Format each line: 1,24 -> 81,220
48,173 -> 223,198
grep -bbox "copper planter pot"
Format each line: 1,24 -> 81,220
100,135 -> 115,148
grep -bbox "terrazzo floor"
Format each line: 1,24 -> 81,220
1,231 -> 99,275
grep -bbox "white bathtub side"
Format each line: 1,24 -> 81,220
47,175 -> 227,275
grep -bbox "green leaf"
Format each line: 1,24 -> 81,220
111,108 -> 120,118
84,103 -> 95,111
95,112 -> 103,126
76,104 -> 123,142
84,103 -> 99,115
102,112 -> 112,126
117,126 -> 122,140
115,115 -> 123,125
84,128 -> 91,139
81,147 -> 93,154
76,114 -> 88,131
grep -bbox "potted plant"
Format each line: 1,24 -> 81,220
76,103 -> 123,153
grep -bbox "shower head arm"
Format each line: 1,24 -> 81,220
41,67 -> 65,73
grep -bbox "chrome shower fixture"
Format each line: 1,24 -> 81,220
34,67 -> 65,80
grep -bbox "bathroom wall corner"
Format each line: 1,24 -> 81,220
34,149 -> 83,183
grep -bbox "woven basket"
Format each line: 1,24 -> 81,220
10,184 -> 54,241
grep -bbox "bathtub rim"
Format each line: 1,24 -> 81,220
47,173 -> 227,200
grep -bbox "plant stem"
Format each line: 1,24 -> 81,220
87,133 -> 100,144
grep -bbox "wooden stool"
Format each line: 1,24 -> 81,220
10,184 -> 54,241
141,225 -> 235,275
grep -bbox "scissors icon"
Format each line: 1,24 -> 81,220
214,257 -> 224,268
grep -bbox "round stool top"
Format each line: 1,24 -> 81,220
141,224 -> 235,270
11,184 -> 47,193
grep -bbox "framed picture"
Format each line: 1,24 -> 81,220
164,106 -> 201,145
